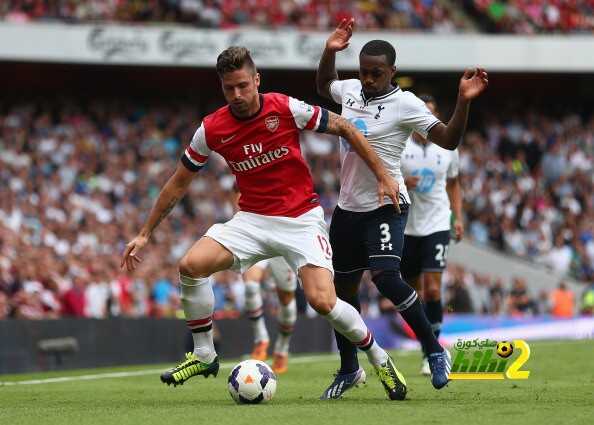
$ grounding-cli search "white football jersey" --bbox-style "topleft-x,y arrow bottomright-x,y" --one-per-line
330,79 -> 441,212
401,138 -> 459,236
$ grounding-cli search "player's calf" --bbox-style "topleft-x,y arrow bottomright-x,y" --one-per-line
372,269 -> 443,356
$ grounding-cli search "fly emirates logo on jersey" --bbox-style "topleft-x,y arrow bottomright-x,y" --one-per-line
228,142 -> 290,173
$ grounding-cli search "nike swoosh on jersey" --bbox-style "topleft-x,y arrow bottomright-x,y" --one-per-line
221,135 -> 236,144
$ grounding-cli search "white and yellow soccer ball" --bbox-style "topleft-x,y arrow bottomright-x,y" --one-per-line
228,359 -> 277,404
496,341 -> 514,358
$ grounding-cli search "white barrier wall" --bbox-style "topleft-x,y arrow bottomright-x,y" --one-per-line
449,240 -> 585,293
1,22 -> 594,71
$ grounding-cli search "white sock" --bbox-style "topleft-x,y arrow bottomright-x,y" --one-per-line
364,340 -> 390,366
324,298 -> 388,367
245,280 -> 269,343
274,298 -> 296,354
180,274 -> 216,363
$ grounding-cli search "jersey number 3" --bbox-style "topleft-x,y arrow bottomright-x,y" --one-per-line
379,223 -> 391,243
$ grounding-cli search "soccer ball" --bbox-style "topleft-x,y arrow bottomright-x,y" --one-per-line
228,359 -> 277,404
496,341 -> 514,358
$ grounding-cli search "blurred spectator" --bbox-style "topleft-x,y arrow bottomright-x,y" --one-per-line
507,277 -> 539,316
151,271 -> 177,318
540,234 -> 573,276
550,281 -> 575,318
488,279 -> 506,315
581,283 -> 594,315
212,270 -> 243,319
445,266 -> 474,313
61,276 -> 87,317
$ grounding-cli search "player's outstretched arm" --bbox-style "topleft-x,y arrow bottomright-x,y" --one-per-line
323,110 -> 401,211
446,176 -> 464,242
429,67 -> 488,150
120,162 -> 195,271
316,18 -> 354,99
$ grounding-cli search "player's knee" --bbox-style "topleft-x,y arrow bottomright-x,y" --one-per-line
179,255 -> 207,278
245,280 -> 260,296
308,294 -> 335,315
371,269 -> 402,290
424,276 -> 442,301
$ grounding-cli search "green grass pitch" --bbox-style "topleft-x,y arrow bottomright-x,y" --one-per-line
1,340 -> 593,425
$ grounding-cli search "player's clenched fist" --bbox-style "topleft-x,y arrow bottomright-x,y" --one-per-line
121,234 -> 148,271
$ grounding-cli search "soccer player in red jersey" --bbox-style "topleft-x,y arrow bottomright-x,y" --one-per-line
121,46 -> 405,399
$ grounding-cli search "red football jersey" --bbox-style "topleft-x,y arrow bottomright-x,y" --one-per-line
182,93 -> 329,217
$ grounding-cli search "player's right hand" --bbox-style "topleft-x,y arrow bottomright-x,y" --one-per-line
325,18 -> 354,52
378,173 -> 401,214
121,234 -> 149,272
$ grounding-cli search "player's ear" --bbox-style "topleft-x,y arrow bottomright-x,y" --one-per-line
254,72 -> 261,89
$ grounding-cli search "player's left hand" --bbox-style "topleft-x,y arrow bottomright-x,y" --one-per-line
378,173 -> 401,213
453,218 -> 465,242
459,67 -> 488,101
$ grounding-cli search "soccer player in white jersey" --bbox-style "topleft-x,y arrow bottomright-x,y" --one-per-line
121,46 -> 406,399
244,257 -> 297,374
316,18 -> 488,399
401,95 -> 464,376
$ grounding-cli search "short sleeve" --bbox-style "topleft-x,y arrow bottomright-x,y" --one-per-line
181,123 -> 210,172
329,79 -> 346,104
447,149 -> 460,178
400,92 -> 441,139
288,97 -> 329,132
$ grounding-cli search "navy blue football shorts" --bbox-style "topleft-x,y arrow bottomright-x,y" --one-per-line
400,230 -> 451,280
329,204 -> 408,274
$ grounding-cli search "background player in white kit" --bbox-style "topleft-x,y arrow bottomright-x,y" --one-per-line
243,257 -> 297,374
316,18 -> 488,399
401,94 -> 464,375
121,46 -> 406,399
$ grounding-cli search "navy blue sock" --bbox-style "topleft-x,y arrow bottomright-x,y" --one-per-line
424,300 -> 443,339
372,270 -> 442,355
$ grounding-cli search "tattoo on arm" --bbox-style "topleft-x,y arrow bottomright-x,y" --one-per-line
150,196 -> 179,233
323,111 -> 353,137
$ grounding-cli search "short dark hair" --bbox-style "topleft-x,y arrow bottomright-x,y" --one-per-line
216,46 -> 256,77
419,94 -> 436,105
360,40 -> 396,66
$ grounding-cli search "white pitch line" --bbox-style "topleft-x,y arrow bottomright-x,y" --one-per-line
0,354 -> 343,386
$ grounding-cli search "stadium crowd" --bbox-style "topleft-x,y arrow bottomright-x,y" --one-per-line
3,0 -> 593,33
0,98 -> 593,320
462,0 -> 594,34
1,0 -> 467,32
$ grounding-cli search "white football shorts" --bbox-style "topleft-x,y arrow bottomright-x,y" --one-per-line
205,206 -> 333,275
